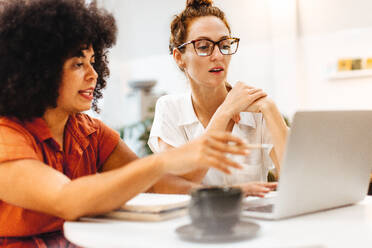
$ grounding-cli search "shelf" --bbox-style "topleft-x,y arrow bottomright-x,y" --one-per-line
328,69 -> 372,80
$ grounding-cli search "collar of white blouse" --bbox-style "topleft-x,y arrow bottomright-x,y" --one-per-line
176,93 -> 257,128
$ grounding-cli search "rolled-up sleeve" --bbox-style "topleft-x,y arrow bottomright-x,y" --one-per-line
0,125 -> 38,164
96,120 -> 120,169
148,96 -> 187,153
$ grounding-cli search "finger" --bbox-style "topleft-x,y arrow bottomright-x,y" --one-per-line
243,190 -> 267,197
256,186 -> 271,193
206,148 -> 243,170
254,182 -> 277,189
245,95 -> 267,110
250,95 -> 268,106
239,183 -> 271,194
249,91 -> 267,101
244,186 -> 270,197
252,193 -> 266,198
208,140 -> 250,155
207,131 -> 245,145
263,182 -> 278,189
246,88 -> 262,95
249,185 -> 270,193
204,157 -> 232,174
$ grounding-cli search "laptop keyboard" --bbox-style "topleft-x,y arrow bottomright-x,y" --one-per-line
244,204 -> 274,213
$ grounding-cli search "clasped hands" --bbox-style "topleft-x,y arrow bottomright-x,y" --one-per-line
222,82 -> 273,123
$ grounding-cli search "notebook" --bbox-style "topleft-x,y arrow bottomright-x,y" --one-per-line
243,110 -> 372,220
103,193 -> 190,221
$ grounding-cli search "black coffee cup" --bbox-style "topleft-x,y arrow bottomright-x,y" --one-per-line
189,187 -> 243,233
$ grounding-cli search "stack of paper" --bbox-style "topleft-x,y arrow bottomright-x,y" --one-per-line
103,193 -> 190,221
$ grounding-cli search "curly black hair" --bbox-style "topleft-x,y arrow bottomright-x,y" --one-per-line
0,0 -> 117,121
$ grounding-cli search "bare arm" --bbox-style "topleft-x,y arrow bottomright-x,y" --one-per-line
159,138 -> 209,183
0,132 -> 247,220
151,138 -> 202,194
257,98 -> 288,174
206,83 -> 267,132
155,138 -> 279,196
100,140 -> 198,194
100,139 -> 138,172
0,144 -> 164,221
211,82 -> 288,174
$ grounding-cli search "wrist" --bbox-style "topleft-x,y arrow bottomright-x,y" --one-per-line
207,107 -> 233,131
259,98 -> 275,114
215,104 -> 234,119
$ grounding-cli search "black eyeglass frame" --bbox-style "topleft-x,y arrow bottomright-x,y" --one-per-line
177,37 -> 240,56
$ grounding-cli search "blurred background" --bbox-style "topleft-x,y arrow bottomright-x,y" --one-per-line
88,0 -> 372,155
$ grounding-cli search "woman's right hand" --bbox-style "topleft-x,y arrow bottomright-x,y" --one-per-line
159,131 -> 249,175
220,82 -> 267,118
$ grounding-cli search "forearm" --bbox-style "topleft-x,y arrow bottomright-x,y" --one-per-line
260,100 -> 289,171
206,106 -> 234,132
181,111 -> 233,182
57,154 -> 165,220
180,167 -> 211,184
151,174 -> 199,194
158,138 -> 210,185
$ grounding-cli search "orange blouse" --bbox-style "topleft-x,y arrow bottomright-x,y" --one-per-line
0,113 -> 119,237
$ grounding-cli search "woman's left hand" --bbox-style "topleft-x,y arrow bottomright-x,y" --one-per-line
236,182 -> 277,197
245,96 -> 274,113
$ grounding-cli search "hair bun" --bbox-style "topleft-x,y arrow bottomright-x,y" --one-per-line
186,0 -> 213,8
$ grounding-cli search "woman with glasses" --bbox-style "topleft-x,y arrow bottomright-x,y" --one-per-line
148,0 -> 288,196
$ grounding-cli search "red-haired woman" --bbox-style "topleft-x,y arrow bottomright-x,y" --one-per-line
149,0 -> 288,196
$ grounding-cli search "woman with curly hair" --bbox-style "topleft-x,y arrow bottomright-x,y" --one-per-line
0,0 -> 249,244
149,0 -> 288,195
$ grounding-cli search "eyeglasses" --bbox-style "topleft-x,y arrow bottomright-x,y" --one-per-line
177,37 -> 240,57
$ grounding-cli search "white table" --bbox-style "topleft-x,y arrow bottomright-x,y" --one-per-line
64,196 -> 372,248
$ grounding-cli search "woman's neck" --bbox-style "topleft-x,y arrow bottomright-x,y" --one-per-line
42,108 -> 70,148
190,81 -> 228,127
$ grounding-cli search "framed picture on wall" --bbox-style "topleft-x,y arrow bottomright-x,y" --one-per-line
338,59 -> 352,71
351,58 -> 362,70
366,58 -> 372,69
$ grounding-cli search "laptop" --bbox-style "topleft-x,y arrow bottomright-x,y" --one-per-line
243,110 -> 372,220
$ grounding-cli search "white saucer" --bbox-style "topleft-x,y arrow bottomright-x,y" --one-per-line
175,220 -> 260,243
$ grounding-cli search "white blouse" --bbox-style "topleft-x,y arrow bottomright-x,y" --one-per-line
148,93 -> 274,186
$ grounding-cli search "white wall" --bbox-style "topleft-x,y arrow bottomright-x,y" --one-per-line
298,0 -> 372,111
97,0 -> 372,129
301,28 -> 372,111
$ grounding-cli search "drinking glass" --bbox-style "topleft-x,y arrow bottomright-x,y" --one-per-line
223,144 -> 272,186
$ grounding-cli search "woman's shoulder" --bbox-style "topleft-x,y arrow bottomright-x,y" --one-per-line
0,117 -> 37,145
156,93 -> 190,107
0,116 -> 21,126
154,93 -> 192,124
0,116 -> 30,134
